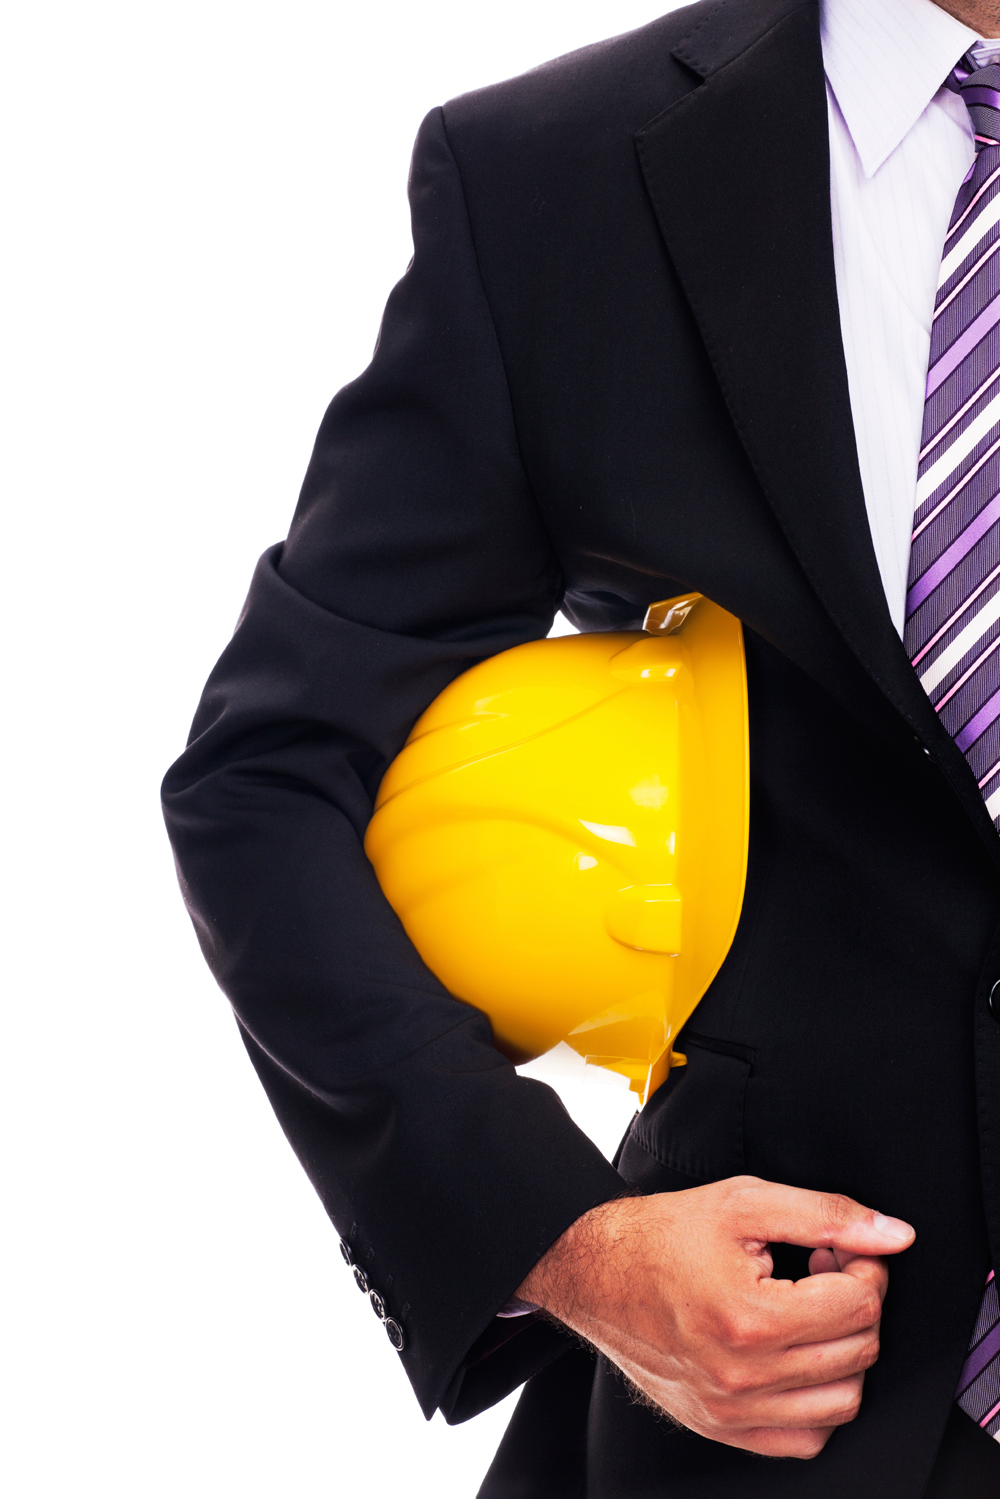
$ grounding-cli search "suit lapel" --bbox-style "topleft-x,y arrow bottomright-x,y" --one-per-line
636,0 -> 1000,861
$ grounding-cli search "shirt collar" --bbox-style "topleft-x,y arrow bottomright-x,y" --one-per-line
821,0 -> 978,177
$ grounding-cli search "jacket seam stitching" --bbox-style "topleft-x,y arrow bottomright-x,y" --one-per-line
627,1126 -> 713,1182
656,0 -> 815,123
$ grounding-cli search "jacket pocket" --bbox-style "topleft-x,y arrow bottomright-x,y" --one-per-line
617,1034 -> 753,1194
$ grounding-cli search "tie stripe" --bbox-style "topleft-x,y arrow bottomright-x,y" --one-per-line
919,368 -> 1000,462
935,201 -> 1000,297
912,558 -> 1000,666
926,298 -> 1000,397
909,493 -> 1000,612
920,587 -> 1000,692
907,57 -> 1000,1441
917,391 -> 1000,503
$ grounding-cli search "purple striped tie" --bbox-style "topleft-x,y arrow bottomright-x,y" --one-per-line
905,54 -> 1000,1439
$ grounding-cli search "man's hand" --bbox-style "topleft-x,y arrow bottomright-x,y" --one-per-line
516,1176 -> 915,1459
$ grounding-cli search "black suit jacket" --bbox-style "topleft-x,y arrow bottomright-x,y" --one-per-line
162,0 -> 1000,1493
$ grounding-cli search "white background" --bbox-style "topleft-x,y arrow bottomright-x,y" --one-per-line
2,3 -> 685,1494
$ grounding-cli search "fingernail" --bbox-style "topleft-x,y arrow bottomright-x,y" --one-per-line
873,1213 -> 913,1243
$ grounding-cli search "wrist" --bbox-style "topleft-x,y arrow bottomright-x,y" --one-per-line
515,1193 -> 639,1324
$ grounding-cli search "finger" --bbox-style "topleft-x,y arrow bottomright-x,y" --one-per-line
706,1372 -> 866,1435
809,1247 -> 838,1275
752,1263 -> 886,1346
672,1407 -> 835,1459
728,1180 -> 914,1258
686,1374 -> 864,1456
745,1372 -> 866,1431
700,1323 -> 878,1403
760,1326 -> 880,1393
809,1246 -> 864,1274
839,1254 -> 889,1298
722,1425 -> 835,1460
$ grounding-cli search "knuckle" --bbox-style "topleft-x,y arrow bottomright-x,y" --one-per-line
818,1193 -> 854,1234
713,1363 -> 756,1398
826,1373 -> 865,1426
713,1306 -> 764,1352
855,1290 -> 883,1327
860,1333 -> 881,1369
735,1175 -> 766,1197
832,1396 -> 863,1426
723,1176 -> 766,1215
710,1307 -> 743,1347
724,1317 -> 752,1351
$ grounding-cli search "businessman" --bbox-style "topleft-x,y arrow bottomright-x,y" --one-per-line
163,0 -> 1000,1492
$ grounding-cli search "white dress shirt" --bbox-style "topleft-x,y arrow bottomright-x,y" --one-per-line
820,0 -> 1000,635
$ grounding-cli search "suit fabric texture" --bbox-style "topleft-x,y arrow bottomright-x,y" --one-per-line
162,0 -> 1000,1492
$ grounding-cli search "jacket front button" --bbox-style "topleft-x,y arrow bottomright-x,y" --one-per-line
990,980 -> 1000,1021
353,1266 -> 369,1294
384,1318 -> 405,1351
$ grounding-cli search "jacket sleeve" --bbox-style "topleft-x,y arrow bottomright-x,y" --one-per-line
161,105 -> 625,1421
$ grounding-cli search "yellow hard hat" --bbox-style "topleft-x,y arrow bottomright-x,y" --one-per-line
364,594 -> 748,1104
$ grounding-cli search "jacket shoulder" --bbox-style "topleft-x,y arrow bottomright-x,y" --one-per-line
441,3 -> 711,148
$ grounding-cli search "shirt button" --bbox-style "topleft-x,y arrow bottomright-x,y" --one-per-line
369,1290 -> 386,1320
384,1318 -> 405,1351
353,1266 -> 370,1295
990,979 -> 1000,1021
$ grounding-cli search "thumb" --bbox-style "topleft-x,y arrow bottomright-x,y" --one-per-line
731,1180 -> 915,1258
